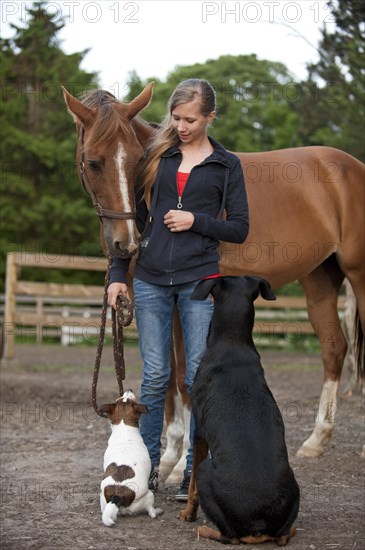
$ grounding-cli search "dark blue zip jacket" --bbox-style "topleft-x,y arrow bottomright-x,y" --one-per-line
110,137 -> 249,286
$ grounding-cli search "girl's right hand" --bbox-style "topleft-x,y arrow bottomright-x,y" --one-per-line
107,282 -> 129,310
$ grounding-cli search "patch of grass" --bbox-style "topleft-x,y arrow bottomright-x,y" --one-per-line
20,361 -> 141,374
16,331 -> 320,353
255,334 -> 321,354
14,333 -> 139,346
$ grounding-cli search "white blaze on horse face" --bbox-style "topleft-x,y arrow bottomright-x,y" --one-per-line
114,142 -> 136,247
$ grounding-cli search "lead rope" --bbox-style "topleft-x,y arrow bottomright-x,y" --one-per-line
91,257 -> 134,418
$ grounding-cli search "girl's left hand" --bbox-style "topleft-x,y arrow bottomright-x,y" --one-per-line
164,210 -> 195,232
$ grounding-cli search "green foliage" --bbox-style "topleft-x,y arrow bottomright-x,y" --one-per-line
0,1 -> 103,290
126,3 -> 364,161
294,0 -> 365,160
125,54 -> 302,152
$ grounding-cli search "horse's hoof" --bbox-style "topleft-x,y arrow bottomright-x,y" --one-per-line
164,470 -> 184,486
296,444 -> 323,458
158,462 -> 177,482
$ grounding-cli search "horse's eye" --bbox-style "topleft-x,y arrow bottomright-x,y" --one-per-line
88,160 -> 101,172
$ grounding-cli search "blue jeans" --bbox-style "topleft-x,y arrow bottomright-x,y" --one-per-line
133,277 -> 213,473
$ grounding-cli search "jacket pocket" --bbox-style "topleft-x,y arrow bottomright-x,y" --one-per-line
173,233 -> 205,266
138,221 -> 152,257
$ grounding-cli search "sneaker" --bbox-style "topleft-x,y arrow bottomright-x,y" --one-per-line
148,465 -> 159,492
175,471 -> 191,501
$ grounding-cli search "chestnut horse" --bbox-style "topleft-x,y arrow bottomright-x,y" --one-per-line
63,83 -> 365,482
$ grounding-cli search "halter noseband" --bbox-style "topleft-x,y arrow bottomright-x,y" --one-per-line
79,126 -> 136,222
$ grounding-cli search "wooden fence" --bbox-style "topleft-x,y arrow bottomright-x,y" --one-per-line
3,252 -> 113,359
2,252 -> 346,360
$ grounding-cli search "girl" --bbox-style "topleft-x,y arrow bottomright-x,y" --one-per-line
108,78 -> 249,500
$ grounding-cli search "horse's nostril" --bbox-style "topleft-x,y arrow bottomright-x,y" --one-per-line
113,241 -> 138,257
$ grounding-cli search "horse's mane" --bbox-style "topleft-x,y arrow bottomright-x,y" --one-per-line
79,89 -> 130,150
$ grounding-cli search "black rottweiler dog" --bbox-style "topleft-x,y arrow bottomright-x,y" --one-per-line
180,276 -> 300,546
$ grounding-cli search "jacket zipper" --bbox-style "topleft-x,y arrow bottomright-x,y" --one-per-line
168,233 -> 176,285
176,169 -> 193,210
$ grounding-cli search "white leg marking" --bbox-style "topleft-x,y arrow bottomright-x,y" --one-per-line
297,380 -> 339,458
160,394 -> 186,482
165,403 -> 190,486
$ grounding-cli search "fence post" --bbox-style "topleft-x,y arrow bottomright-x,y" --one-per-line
3,253 -> 17,360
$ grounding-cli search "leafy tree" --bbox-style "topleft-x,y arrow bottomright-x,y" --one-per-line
0,1 -> 103,290
295,0 -> 365,161
124,54 -> 302,153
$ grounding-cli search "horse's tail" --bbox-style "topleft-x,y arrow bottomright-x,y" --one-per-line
354,308 -> 364,381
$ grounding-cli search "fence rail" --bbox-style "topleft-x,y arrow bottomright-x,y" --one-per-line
2,252 -> 346,360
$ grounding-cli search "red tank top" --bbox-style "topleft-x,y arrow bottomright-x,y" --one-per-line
177,171 -> 189,197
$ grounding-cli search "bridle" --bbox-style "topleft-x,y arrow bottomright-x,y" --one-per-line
75,110 -> 136,419
78,125 -> 136,222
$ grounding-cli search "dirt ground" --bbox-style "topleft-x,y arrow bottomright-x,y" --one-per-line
0,343 -> 364,550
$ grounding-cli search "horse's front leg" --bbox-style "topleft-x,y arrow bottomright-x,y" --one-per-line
159,352 -> 185,481
160,307 -> 189,482
297,266 -> 347,458
297,375 -> 341,457
164,403 -> 190,485
179,436 -> 209,522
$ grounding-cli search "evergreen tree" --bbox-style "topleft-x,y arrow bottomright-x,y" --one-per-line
0,1 -> 102,289
296,0 -> 365,160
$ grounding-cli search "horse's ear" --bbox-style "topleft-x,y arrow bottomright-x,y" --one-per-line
61,86 -> 94,126
126,82 -> 155,120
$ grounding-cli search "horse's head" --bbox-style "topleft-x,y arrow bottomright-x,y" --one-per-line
62,83 -> 154,258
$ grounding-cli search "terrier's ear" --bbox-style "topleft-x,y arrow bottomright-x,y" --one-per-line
133,403 -> 149,415
98,403 -> 116,419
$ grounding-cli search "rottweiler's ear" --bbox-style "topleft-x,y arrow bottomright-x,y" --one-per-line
256,277 -> 276,301
190,278 -> 218,300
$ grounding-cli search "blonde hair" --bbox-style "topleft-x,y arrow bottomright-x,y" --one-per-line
140,79 -> 216,206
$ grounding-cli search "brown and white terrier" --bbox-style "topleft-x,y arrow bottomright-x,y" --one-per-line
99,390 -> 163,526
